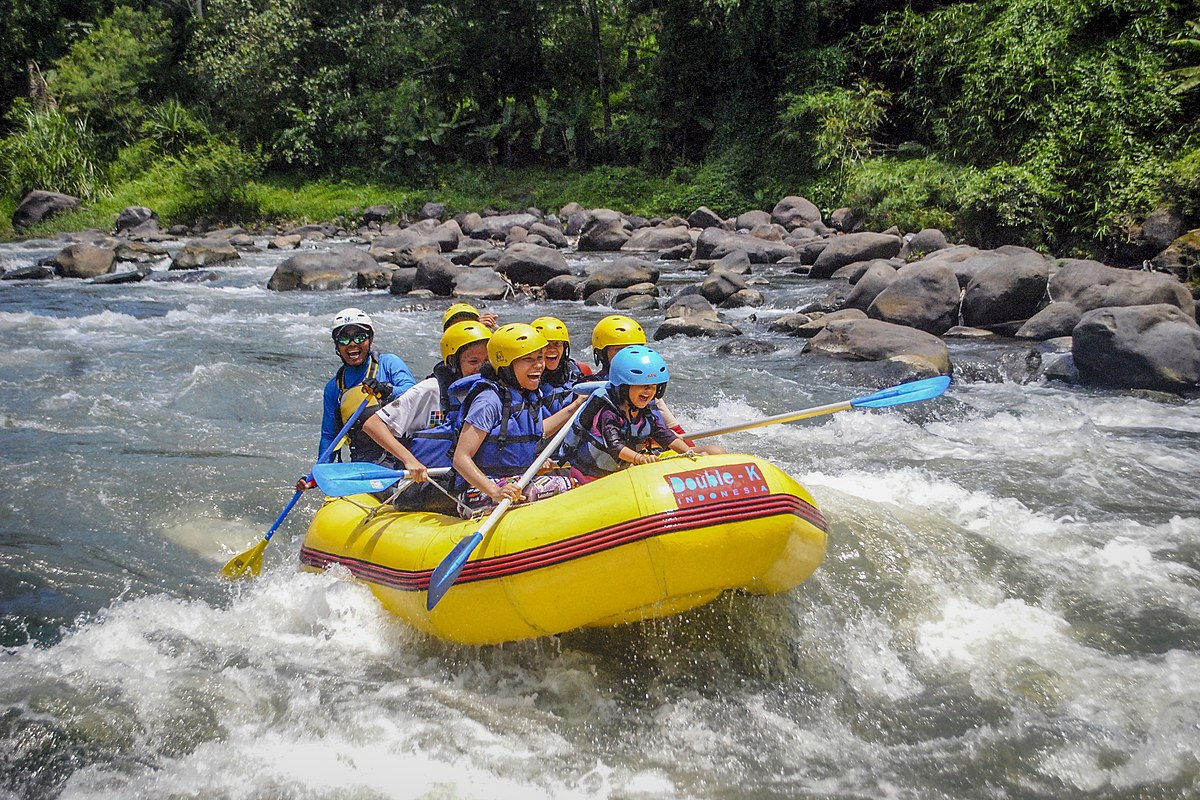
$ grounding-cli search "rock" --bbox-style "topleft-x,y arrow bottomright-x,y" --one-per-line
795,239 -> 831,266
144,269 -> 218,283
356,263 -> 394,290
1015,302 -> 1084,340
658,242 -> 694,260
808,317 -> 952,377
620,225 -> 692,253
843,261 -> 899,312
12,191 -> 81,230
544,274 -> 586,301
2,265 -> 55,280
363,204 -> 393,223
655,317 -> 742,339
581,256 -> 659,295
700,269 -> 749,304
267,246 -> 375,290
368,231 -> 442,266
772,308 -> 867,338
749,223 -> 784,242
1151,229 -> 1200,282
413,253 -> 465,296
1072,304 -> 1200,392
115,206 -> 157,235
450,242 -> 497,265
664,293 -> 720,321
428,220 -> 463,252
91,265 -> 151,285
54,243 -> 115,278
720,288 -> 765,308
467,250 -> 503,269
711,249 -> 752,275
717,338 -> 779,356
529,222 -> 568,248
388,267 -> 418,295
830,207 -> 865,233
452,266 -> 511,300
1049,259 -> 1194,316
832,257 -> 900,283
960,253 -> 1050,328
770,196 -> 822,229
418,202 -> 445,221
809,232 -> 903,279
735,210 -> 771,230
900,228 -> 950,260
578,210 -> 631,251
470,213 -> 541,241
693,228 -> 796,263
687,206 -> 725,229
113,241 -> 169,263
614,294 -> 659,312
494,242 -> 571,286
943,326 -> 996,338
867,261 -> 962,335
170,238 -> 240,270
269,234 -> 302,250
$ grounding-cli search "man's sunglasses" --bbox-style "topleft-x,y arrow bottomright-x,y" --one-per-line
336,333 -> 370,346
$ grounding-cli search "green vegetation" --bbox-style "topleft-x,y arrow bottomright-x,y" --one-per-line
0,0 -> 1197,255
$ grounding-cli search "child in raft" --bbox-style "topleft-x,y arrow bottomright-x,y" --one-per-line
531,316 -> 593,413
451,322 -> 585,516
561,345 -> 696,482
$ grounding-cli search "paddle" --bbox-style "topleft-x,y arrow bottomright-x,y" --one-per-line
311,462 -> 452,497
687,375 -> 952,441
221,396 -> 373,579
425,387 -> 599,610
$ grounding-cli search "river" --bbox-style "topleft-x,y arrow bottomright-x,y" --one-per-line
1,235 -> 1197,799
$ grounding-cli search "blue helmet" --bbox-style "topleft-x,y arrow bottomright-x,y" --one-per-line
608,345 -> 670,388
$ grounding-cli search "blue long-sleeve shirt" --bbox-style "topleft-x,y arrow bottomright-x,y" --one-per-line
318,352 -> 416,458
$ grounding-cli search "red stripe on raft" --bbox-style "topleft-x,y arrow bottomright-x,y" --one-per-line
299,493 -> 826,593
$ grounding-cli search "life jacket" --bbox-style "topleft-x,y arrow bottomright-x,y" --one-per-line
560,387 -> 659,477
452,374 -> 547,483
335,354 -> 387,463
540,360 -> 591,413
404,372 -> 476,469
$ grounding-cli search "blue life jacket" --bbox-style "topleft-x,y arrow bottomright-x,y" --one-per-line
561,387 -> 661,477
452,374 -> 547,483
335,355 -> 388,464
404,373 -> 477,469
539,360 -> 590,414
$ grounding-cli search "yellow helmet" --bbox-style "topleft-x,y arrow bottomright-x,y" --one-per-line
591,314 -> 646,350
531,316 -> 570,344
487,323 -> 548,368
442,302 -> 481,330
440,320 -> 492,365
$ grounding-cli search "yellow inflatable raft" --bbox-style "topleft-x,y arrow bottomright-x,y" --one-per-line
300,453 -> 827,644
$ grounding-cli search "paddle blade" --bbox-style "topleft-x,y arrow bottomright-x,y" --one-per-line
427,531 -> 483,610
221,538 -> 267,580
311,462 -> 404,497
851,375 -> 951,409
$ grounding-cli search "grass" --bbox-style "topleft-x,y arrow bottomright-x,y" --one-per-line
0,163 -> 689,241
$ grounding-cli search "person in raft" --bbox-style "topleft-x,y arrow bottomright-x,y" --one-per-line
442,302 -> 499,331
359,321 -> 492,513
530,316 -> 592,413
561,345 -> 696,482
451,322 -> 586,516
296,308 -> 418,492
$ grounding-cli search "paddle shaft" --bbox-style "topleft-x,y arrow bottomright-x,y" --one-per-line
687,400 -> 852,440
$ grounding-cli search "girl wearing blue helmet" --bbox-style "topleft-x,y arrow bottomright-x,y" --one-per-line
561,345 -> 695,480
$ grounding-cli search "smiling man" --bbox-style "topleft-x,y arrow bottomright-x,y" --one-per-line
300,308 -> 417,489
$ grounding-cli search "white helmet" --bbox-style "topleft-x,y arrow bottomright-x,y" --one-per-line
331,307 -> 373,339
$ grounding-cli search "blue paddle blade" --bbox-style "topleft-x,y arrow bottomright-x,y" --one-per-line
851,375 -> 951,409
311,462 -> 405,496
427,531 -> 483,610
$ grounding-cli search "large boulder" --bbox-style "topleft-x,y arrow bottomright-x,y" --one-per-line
960,253 -> 1050,328
693,228 -> 796,263
170,238 -> 240,270
808,317 -> 952,377
12,191 -> 81,231
578,210 -> 631,251
771,308 -> 868,338
368,230 -> 442,266
1150,229 -> 1200,282
809,232 -> 903,279
543,274 -> 586,300
1072,304 -> 1200,392
581,257 -> 659,296
735,210 -> 771,230
1015,302 -> 1084,341
53,243 -> 115,278
468,213 -> 541,240
493,242 -> 571,286
266,246 -> 375,291
867,261 -> 962,335
770,196 -> 822,229
843,261 -> 899,312
1049,259 -> 1194,317
413,253 -> 466,296
620,225 -> 692,253
654,295 -> 741,339
452,267 -> 511,300
115,206 -> 158,236
900,228 -> 950,260
699,269 -> 750,304
687,206 -> 725,229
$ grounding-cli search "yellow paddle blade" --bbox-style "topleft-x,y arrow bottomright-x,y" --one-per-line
221,538 -> 267,580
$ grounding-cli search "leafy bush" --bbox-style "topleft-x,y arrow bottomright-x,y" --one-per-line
1160,147 -> 1200,217
141,100 -> 211,157
0,100 -> 107,200
839,156 -> 972,235
174,140 -> 265,220
778,80 -> 891,171
959,163 -> 1060,250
